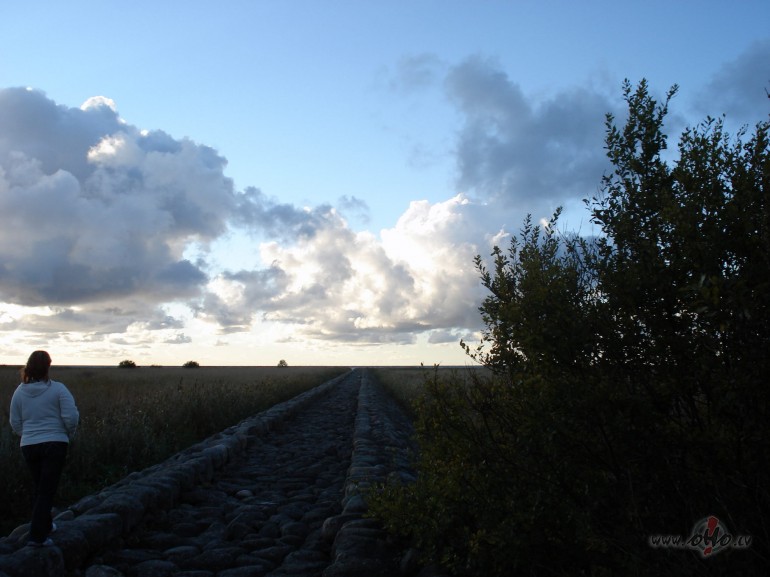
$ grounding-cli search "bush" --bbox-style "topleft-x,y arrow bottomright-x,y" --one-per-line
118,359 -> 137,368
183,360 -> 200,368
369,80 -> 770,575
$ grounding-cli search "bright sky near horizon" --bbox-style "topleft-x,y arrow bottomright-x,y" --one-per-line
0,1 -> 768,367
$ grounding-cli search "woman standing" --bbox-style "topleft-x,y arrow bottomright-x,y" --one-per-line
9,351 -> 79,547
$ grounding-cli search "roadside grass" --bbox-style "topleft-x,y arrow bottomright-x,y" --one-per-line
370,365 -> 489,418
0,365 -> 347,537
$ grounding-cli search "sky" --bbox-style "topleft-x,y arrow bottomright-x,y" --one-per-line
0,1 -> 768,367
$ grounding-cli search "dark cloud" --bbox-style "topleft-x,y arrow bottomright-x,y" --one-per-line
234,187 -> 337,240
337,195 -> 370,224
301,323 -> 424,345
446,56 -> 612,215
0,88 -> 123,181
3,302 -> 181,336
140,315 -> 186,331
193,264 -> 288,331
427,329 -> 465,345
153,260 -> 208,294
164,333 -> 192,344
696,39 -> 770,124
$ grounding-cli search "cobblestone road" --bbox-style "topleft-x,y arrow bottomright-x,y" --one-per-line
0,369 -> 424,577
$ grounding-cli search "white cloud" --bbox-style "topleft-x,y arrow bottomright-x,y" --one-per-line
80,95 -> 118,112
86,133 -> 139,165
202,194 -> 491,344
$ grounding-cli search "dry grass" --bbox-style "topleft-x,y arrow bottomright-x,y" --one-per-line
0,365 -> 347,536
369,367 -> 430,417
371,365 -> 489,418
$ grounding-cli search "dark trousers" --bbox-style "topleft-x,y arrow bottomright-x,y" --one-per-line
21,441 -> 68,543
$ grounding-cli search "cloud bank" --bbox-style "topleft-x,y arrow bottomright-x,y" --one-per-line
1,45 -> 766,358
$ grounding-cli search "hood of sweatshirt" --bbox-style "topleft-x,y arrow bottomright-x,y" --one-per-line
19,380 -> 52,398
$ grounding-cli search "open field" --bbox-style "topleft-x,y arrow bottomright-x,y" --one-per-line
0,365 -> 347,536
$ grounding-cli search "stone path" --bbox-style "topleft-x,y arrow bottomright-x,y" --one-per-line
0,369 -> 429,577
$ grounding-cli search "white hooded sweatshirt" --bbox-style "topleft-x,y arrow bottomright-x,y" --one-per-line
9,380 -> 79,446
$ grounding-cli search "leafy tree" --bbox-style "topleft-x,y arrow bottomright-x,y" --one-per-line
587,81 -> 770,565
370,80 -> 770,576
278,359 -> 288,367
183,360 -> 200,368
117,359 -> 137,368
461,208 -> 596,382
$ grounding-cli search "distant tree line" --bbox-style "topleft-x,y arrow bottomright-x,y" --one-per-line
117,360 -> 200,368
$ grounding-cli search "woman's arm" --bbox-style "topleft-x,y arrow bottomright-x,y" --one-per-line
58,385 -> 80,437
9,389 -> 23,436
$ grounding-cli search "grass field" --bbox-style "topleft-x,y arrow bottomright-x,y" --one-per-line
371,365 -> 490,418
0,365 -> 347,537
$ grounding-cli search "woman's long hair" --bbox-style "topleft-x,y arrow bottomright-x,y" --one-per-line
21,350 -> 51,383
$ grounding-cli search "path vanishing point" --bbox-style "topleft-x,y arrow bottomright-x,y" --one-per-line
0,369 -> 444,577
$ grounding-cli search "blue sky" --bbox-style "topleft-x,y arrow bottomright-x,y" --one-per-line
0,1 -> 768,366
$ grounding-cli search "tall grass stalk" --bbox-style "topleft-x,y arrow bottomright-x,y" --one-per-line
1,365 -> 346,536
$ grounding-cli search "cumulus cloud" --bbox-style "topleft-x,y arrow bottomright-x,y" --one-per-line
0,88 -> 238,313
201,195 -> 494,344
0,87 -> 322,343
0,67 -> 612,350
